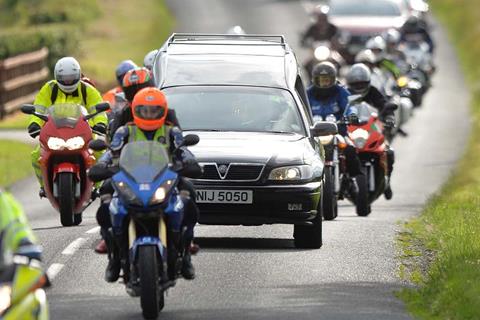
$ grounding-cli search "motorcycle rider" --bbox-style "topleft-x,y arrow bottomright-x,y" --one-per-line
306,62 -> 363,179
96,67 -> 183,254
400,15 -> 434,53
383,29 -> 408,67
0,189 -> 38,258
366,36 -> 401,79
27,57 -> 108,198
91,87 -> 200,282
345,63 -> 395,199
102,60 -> 137,108
300,5 -> 339,47
143,50 -> 158,72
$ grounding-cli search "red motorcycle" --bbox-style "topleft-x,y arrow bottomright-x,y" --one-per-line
22,102 -> 109,226
346,102 -> 389,216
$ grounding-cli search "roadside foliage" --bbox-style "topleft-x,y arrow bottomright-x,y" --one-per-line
400,0 -> 480,318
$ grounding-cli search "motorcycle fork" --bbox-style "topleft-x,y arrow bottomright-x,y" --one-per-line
366,162 -> 375,192
333,145 -> 341,194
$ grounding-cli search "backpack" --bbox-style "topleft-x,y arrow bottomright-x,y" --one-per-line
50,81 -> 88,106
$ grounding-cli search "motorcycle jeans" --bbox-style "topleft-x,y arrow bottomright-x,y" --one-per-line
177,178 -> 199,244
386,147 -> 395,177
344,145 -> 363,177
31,145 -> 103,188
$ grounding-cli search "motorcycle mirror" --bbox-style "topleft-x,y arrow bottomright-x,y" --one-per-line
95,102 -> 110,113
88,165 -> 114,182
88,139 -> 108,151
311,121 -> 338,137
182,134 -> 200,147
21,104 -> 36,115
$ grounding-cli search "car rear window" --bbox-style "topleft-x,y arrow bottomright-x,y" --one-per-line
329,0 -> 402,16
163,86 -> 306,135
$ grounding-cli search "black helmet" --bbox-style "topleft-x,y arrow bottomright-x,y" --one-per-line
312,61 -> 337,89
404,15 -> 420,30
346,63 -> 371,96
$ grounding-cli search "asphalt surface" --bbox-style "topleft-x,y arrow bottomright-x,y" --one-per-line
4,1 -> 471,319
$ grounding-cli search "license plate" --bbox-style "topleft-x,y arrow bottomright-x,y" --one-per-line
196,190 -> 253,204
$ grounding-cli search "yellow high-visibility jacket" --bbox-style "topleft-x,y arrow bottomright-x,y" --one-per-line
29,80 -> 107,127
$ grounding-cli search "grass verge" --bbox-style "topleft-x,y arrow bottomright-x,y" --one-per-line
80,0 -> 174,90
0,140 -> 33,187
0,113 -> 29,129
398,1 -> 480,319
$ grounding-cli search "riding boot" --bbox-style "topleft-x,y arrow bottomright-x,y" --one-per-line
104,229 -> 121,283
181,245 -> 195,280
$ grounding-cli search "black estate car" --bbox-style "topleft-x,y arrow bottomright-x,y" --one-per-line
154,34 -> 336,248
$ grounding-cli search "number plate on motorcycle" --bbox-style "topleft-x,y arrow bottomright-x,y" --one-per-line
196,190 -> 253,204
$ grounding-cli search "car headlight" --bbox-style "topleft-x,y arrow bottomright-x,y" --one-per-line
65,136 -> 85,150
268,165 -> 313,181
47,137 -> 66,150
115,181 -> 141,205
0,284 -> 11,315
350,128 -> 369,149
149,180 -> 175,204
319,135 -> 334,145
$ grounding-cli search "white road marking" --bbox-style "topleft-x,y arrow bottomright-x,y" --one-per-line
46,263 -> 64,280
85,226 -> 100,234
62,237 -> 88,255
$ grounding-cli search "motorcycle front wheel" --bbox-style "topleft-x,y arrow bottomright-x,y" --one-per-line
58,172 -> 75,226
355,173 -> 371,217
139,245 -> 163,319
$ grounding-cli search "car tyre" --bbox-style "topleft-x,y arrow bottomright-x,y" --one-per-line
322,166 -> 338,221
293,195 -> 323,249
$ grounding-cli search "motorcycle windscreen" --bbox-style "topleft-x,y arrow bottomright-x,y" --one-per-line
48,103 -> 88,128
119,141 -> 169,184
349,102 -> 376,124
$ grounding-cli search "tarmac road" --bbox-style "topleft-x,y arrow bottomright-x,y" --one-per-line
5,1 -> 470,319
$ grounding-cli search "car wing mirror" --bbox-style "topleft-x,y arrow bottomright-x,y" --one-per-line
182,134 -> 200,147
311,121 -> 338,137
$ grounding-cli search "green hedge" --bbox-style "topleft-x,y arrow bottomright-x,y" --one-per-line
0,24 -> 80,71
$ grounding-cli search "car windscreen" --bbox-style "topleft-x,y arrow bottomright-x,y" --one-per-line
48,103 -> 87,128
329,0 -> 401,16
119,141 -> 170,184
163,86 -> 306,135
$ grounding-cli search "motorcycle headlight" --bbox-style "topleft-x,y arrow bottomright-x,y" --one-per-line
47,137 -> 66,150
350,128 -> 369,149
149,180 -> 175,204
115,181 -> 141,205
319,135 -> 334,145
65,136 -> 85,150
0,284 -> 12,315
268,165 -> 313,181
314,46 -> 331,61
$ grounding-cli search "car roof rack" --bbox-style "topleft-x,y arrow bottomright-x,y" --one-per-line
167,33 -> 287,47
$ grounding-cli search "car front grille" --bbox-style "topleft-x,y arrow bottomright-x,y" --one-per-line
199,163 -> 265,181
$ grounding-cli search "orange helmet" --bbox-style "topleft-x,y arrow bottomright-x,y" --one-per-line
131,87 -> 168,131
122,67 -> 154,102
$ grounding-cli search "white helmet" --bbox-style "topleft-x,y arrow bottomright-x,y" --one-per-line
366,36 -> 386,51
354,49 -> 376,65
143,49 -> 158,71
384,28 -> 401,46
54,57 -> 81,93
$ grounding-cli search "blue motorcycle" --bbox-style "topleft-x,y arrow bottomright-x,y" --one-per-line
90,136 -> 199,319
